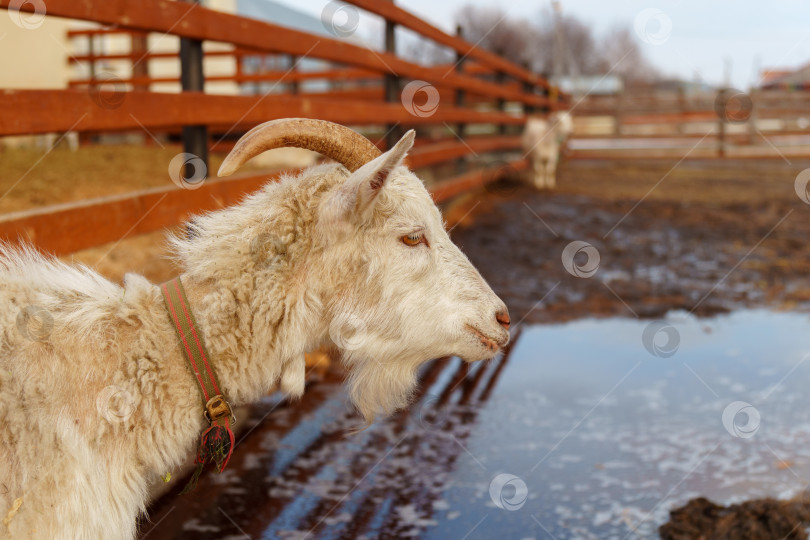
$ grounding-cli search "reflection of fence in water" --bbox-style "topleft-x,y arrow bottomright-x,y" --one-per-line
143,336 -> 519,539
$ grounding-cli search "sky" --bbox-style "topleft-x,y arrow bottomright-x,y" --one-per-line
275,0 -> 810,89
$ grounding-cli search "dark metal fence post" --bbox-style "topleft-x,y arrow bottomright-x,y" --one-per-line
522,61 -> 535,117
288,54 -> 299,95
495,69 -> 507,136
748,88 -> 758,145
455,25 -> 467,140
87,33 -> 96,81
543,78 -> 554,115
454,25 -> 468,174
677,85 -> 686,134
180,0 -> 208,179
717,88 -> 727,158
131,34 -> 149,91
383,2 -> 400,150
84,33 -> 98,146
614,89 -> 624,136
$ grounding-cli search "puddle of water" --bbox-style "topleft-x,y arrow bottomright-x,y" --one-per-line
442,309 -> 810,539
143,309 -> 810,540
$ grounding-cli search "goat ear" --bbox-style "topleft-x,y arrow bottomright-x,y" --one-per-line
349,129 -> 414,216
319,130 -> 414,233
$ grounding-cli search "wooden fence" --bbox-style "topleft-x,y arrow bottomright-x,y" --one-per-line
569,86 -> 810,160
0,0 -> 564,256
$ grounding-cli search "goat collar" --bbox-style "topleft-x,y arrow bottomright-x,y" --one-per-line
160,276 -> 235,493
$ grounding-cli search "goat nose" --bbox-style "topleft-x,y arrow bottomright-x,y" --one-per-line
495,309 -> 510,330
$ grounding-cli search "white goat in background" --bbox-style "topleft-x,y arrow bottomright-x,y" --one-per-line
0,118 -> 510,539
521,111 -> 573,190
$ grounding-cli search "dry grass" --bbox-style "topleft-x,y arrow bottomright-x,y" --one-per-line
0,144 -> 235,214
0,143 -> 298,282
557,157 -> 809,205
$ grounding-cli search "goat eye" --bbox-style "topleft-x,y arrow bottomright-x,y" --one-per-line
401,232 -> 424,247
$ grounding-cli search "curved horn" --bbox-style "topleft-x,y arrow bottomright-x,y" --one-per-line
218,118 -> 382,177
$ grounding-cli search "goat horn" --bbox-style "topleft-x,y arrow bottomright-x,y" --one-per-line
218,118 -> 382,177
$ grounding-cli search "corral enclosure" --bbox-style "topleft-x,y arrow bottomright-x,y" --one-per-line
2,0 -> 810,539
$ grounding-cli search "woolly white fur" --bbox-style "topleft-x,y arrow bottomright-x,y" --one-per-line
0,132 -> 508,539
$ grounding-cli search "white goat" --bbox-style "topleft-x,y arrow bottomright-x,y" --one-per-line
521,111 -> 573,190
0,118 -> 510,539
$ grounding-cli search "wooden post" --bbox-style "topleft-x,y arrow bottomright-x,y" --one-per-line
180,0 -> 208,178
383,3 -> 400,150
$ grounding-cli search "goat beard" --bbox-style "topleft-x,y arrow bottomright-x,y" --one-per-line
342,350 -> 421,426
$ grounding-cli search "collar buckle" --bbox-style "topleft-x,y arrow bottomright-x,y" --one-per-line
204,394 -> 236,425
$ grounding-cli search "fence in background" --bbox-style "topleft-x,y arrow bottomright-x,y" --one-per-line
0,0 -> 565,256
570,86 -> 810,160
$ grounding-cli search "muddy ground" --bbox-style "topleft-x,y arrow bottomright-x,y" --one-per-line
451,157 -> 810,325
659,496 -> 810,540
451,157 -> 810,539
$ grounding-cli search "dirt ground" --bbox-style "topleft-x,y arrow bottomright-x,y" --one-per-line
451,156 -> 810,324
659,496 -> 810,540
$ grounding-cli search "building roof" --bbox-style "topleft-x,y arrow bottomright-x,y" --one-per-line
760,62 -> 810,89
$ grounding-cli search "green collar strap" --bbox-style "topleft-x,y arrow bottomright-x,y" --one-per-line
160,276 -> 235,493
